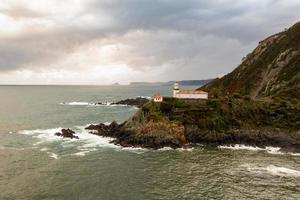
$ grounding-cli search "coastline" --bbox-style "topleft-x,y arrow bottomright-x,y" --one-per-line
80,97 -> 300,153
54,96 -> 300,153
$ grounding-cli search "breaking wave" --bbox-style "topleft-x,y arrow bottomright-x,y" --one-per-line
218,144 -> 299,156
59,101 -> 131,107
17,124 -> 154,157
136,96 -> 152,100
242,164 -> 300,177
60,102 -> 91,106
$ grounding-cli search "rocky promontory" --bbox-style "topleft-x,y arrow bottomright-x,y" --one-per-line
83,96 -> 300,152
113,97 -> 150,108
96,97 -> 150,108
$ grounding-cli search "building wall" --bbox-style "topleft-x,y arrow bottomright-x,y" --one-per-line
173,89 -> 179,97
154,97 -> 163,102
174,93 -> 208,99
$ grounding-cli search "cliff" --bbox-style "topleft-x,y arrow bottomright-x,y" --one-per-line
202,21 -> 300,101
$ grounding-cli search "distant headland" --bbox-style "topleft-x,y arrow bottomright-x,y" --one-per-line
130,79 -> 213,86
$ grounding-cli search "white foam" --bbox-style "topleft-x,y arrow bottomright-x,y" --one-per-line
136,96 -> 152,100
265,147 -> 284,155
72,151 -> 90,156
18,125 -> 122,157
177,147 -> 195,152
158,147 -> 174,151
119,147 -> 148,154
219,144 -> 264,151
60,102 -> 91,106
290,153 -> 300,156
48,152 -> 59,159
19,128 -> 62,137
60,101 -> 135,108
243,164 -> 300,177
218,144 -> 299,156
40,147 -> 49,152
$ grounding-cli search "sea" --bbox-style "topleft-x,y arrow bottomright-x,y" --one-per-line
0,85 -> 299,200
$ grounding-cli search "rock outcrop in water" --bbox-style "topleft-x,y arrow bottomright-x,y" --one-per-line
113,97 -> 150,108
96,97 -> 150,108
55,128 -> 79,139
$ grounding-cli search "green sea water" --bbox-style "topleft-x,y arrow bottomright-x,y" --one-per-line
0,85 -> 299,200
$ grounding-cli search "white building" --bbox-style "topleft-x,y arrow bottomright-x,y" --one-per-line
153,94 -> 163,102
173,82 -> 208,99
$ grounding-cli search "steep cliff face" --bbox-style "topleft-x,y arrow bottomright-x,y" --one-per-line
203,22 -> 300,100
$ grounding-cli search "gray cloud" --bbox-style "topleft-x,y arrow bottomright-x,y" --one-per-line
0,0 -> 300,83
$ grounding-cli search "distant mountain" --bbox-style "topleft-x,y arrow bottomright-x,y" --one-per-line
130,79 -> 213,86
163,79 -> 213,86
202,21 -> 300,100
130,82 -> 164,86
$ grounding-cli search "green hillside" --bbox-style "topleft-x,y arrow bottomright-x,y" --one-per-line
202,21 -> 300,101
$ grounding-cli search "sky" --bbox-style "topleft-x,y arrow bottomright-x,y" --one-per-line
0,0 -> 300,85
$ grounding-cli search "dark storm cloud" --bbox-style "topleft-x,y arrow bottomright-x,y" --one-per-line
0,0 -> 300,82
85,0 -> 288,42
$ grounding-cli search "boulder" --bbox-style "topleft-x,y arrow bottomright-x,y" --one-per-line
54,128 -> 79,139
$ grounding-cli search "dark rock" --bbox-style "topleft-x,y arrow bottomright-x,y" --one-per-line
113,97 -> 150,108
54,128 -> 79,139
54,132 -> 62,136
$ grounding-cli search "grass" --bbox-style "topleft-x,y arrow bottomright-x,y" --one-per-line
142,96 -> 300,132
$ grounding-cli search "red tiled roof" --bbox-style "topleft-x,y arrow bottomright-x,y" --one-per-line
176,90 -> 207,94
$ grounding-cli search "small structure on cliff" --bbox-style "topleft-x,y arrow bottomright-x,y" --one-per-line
173,82 -> 208,99
153,93 -> 163,102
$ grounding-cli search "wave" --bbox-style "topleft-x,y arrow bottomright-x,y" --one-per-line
218,144 -> 299,156
136,96 -> 152,100
59,101 -> 132,107
48,152 -> 59,159
219,144 -> 264,151
18,125 -> 152,157
60,102 -> 91,106
242,164 -> 300,177
118,147 -> 149,154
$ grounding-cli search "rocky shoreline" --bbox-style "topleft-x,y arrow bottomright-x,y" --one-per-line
54,102 -> 300,153
54,94 -> 300,153
55,121 -> 300,153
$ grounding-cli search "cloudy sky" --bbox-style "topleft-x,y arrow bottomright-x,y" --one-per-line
0,0 -> 299,85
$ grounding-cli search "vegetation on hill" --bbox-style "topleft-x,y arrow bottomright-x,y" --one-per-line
99,96 -> 300,150
202,22 -> 300,101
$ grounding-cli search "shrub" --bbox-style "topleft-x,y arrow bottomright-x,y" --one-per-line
233,93 -> 242,98
243,95 -> 251,101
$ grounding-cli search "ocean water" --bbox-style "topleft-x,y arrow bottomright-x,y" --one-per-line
0,85 -> 299,200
